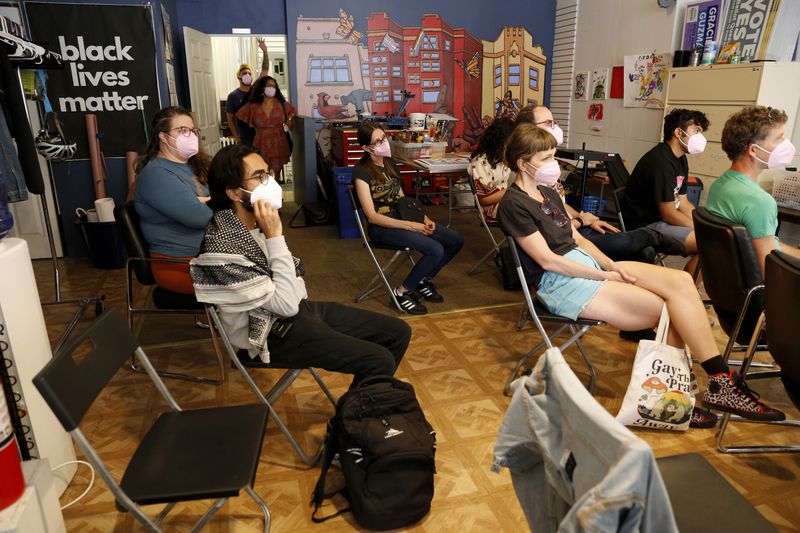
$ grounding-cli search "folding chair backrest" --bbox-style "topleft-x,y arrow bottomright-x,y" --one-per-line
765,251 -> 800,403
612,187 -> 627,232
33,308 -> 139,431
507,237 -> 553,349
116,200 -> 156,285
693,207 -> 763,341
605,154 -> 631,190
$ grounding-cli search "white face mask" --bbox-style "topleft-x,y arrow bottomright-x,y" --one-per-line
240,178 -> 282,210
679,129 -> 707,154
753,139 -> 796,169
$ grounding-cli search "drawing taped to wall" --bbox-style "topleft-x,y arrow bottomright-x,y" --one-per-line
624,51 -> 670,109
294,8 -> 548,150
591,68 -> 609,100
573,71 -> 588,100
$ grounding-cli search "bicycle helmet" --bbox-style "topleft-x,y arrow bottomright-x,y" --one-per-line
36,112 -> 77,162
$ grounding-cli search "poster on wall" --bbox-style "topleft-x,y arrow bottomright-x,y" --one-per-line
27,3 -> 161,159
623,51 -> 670,108
591,68 -> 609,100
290,6 -> 551,152
573,71 -> 589,100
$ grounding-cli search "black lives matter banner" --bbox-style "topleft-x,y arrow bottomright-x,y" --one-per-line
27,3 -> 161,159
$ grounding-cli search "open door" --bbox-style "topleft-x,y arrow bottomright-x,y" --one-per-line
183,27 -> 220,155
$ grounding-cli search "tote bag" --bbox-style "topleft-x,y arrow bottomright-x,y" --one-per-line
616,305 -> 697,431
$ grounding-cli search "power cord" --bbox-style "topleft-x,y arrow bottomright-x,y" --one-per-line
52,460 -> 95,510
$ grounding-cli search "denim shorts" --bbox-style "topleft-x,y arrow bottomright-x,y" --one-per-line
536,248 -> 605,320
645,221 -> 692,244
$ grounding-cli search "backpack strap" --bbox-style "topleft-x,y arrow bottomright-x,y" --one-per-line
310,419 -> 351,523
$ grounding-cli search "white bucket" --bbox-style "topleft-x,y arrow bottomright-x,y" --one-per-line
410,113 -> 426,131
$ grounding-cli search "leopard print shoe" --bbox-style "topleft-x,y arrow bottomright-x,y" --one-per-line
702,371 -> 785,421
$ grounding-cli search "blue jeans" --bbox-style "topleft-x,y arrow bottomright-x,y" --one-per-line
368,223 -> 464,290
0,110 -> 27,203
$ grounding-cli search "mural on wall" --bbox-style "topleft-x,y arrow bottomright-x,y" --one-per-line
624,51 -> 670,109
294,9 -> 547,150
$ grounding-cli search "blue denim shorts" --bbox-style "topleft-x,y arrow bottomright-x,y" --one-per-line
536,248 -> 605,320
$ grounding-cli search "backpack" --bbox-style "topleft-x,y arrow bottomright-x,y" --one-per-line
310,376 -> 436,530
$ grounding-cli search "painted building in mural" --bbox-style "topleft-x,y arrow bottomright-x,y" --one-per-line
482,27 -> 547,119
295,15 -> 370,119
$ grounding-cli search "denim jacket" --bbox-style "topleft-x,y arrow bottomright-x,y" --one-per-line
0,109 -> 27,203
493,348 -> 678,532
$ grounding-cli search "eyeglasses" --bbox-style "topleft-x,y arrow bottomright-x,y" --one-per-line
244,169 -> 275,185
541,195 -> 569,227
170,126 -> 201,137
370,136 -> 388,147
534,119 -> 558,128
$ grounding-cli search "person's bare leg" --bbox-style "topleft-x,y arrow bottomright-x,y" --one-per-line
613,261 -> 718,361
682,231 -> 700,276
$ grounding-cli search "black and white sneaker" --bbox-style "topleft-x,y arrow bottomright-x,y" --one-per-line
394,289 -> 427,315
416,278 -> 444,303
702,371 -> 785,421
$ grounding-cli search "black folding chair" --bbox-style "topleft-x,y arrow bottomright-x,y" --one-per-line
116,201 -> 225,385
206,304 -> 336,465
716,251 -> 800,454
347,186 -> 416,312
504,237 -> 603,395
465,174 -> 507,275
33,308 -> 271,531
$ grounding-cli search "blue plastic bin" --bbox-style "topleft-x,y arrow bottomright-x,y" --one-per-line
580,195 -> 607,217
334,167 -> 360,239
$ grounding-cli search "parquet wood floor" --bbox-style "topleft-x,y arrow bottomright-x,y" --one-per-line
28,204 -> 799,532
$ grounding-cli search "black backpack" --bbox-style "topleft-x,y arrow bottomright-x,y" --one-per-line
311,376 -> 436,530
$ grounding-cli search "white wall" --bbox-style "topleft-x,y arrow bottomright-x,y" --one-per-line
568,0 -> 688,167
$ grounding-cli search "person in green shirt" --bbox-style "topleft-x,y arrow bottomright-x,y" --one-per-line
706,105 -> 799,276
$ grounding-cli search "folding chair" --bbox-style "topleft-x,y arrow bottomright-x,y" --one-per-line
116,201 -> 225,385
716,251 -> 800,454
206,304 -> 336,466
504,237 -> 603,395
347,186 -> 416,312
32,308 -> 271,532
693,207 -> 773,372
465,174 -> 507,275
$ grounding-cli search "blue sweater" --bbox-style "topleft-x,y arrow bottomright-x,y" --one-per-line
134,157 -> 212,257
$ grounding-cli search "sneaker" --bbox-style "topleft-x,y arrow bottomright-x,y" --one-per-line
619,328 -> 656,342
642,227 -> 687,256
394,290 -> 427,315
689,407 -> 718,429
416,278 -> 444,303
231,348 -> 270,369
702,371 -> 786,421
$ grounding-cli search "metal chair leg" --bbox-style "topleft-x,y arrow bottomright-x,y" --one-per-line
154,502 -> 176,526
245,485 -> 272,533
189,498 -> 226,533
467,236 -> 507,276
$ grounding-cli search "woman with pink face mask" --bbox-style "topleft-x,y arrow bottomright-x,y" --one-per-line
134,106 -> 212,294
353,124 -> 464,315
497,124 -> 784,425
236,75 -> 295,184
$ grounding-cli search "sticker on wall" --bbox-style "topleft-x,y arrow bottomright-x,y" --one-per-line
573,71 -> 589,100
588,103 -> 603,121
591,68 -> 609,100
624,51 -> 671,108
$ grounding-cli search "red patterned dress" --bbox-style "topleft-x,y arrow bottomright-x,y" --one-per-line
236,99 -> 296,172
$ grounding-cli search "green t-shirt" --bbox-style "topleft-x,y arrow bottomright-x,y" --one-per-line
706,169 -> 781,248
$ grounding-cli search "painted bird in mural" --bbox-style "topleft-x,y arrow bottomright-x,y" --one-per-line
316,92 -> 350,119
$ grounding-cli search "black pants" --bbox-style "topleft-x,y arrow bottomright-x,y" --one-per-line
581,227 -> 656,263
267,300 -> 411,385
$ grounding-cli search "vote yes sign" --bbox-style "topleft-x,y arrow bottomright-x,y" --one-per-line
27,3 -> 161,159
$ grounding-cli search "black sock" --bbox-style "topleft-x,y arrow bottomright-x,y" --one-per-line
701,355 -> 729,376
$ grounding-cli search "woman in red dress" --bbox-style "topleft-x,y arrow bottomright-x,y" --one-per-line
236,76 -> 296,183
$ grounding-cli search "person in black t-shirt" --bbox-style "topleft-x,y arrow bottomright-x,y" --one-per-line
497,123 -> 783,426
622,108 -> 709,272
353,123 -> 463,315
225,38 -> 271,146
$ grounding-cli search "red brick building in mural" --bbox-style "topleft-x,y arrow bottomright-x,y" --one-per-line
366,13 -> 481,138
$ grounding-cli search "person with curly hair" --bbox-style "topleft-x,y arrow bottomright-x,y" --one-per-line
706,105 -> 800,275
134,106 -> 212,294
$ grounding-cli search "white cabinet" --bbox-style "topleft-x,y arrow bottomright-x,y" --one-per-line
664,63 -> 800,201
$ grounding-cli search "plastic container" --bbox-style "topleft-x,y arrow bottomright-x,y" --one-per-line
333,167 -> 360,239
580,195 -> 607,217
0,389 -> 24,511
77,220 -> 127,269
686,176 -> 704,207
773,174 -> 800,210
389,140 -> 447,160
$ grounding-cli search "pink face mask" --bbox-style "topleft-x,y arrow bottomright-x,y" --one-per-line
526,160 -> 561,185
170,131 -> 199,159
264,86 -> 277,98
753,139 -> 796,169
371,139 -> 391,158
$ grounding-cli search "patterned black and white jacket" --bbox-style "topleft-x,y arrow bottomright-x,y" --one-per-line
190,209 -> 306,363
